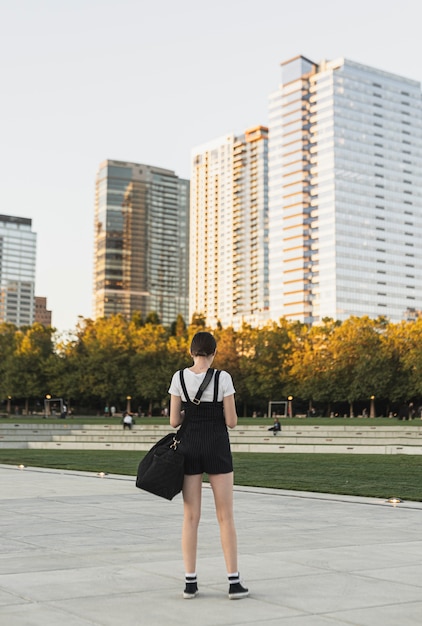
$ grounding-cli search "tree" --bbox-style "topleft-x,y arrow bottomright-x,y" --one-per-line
0,323 -> 18,412
57,315 -> 134,410
131,322 -> 173,413
380,321 -> 411,407
3,324 -> 55,414
145,311 -> 161,325
287,318 -> 340,415
326,317 -> 392,416
236,320 -> 294,414
171,314 -> 187,337
190,312 -> 206,328
394,318 -> 422,400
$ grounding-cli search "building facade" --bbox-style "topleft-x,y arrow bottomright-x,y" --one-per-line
0,214 -> 37,326
93,160 -> 189,326
190,126 -> 269,329
34,296 -> 52,326
269,56 -> 422,324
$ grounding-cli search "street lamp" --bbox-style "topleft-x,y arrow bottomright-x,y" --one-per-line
287,395 -> 293,418
45,394 -> 51,417
7,396 -> 11,415
370,395 -> 375,418
126,396 -> 132,413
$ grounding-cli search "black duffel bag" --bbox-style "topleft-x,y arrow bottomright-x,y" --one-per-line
136,432 -> 185,501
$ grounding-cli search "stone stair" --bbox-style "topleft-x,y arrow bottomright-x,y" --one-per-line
1,422 -> 422,454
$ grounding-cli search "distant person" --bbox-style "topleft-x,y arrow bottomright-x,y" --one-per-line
408,403 -> 415,420
268,418 -> 281,435
60,404 -> 67,419
122,413 -> 133,430
110,405 -> 116,417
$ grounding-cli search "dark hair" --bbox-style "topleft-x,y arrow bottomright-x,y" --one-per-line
190,331 -> 216,357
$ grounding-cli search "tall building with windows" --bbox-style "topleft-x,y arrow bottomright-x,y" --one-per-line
34,296 -> 52,326
190,126 -> 269,328
269,56 -> 422,324
0,214 -> 37,326
93,160 -> 189,326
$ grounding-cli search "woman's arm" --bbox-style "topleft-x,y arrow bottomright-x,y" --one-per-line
170,395 -> 184,428
223,394 -> 238,429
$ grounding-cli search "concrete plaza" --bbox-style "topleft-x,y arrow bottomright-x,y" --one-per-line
0,463 -> 421,625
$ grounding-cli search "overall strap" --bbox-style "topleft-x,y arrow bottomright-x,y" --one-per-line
194,368 -> 215,404
179,368 -> 216,404
213,370 -> 221,402
179,370 -> 190,403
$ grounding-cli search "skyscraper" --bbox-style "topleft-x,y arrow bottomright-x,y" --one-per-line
190,126 -> 269,328
269,56 -> 422,324
0,214 -> 37,326
93,160 -> 189,326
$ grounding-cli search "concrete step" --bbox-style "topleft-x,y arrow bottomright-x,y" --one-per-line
2,430 -> 422,445
2,425 -> 422,437
2,422 -> 422,454
36,434 -> 422,444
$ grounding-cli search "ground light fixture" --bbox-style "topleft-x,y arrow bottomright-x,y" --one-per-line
97,472 -> 108,478
18,464 -> 25,469
386,497 -> 403,507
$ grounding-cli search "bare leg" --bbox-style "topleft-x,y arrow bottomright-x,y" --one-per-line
209,472 -> 238,573
182,474 -> 203,573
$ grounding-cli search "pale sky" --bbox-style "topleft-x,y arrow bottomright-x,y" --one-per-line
1,0 -> 421,333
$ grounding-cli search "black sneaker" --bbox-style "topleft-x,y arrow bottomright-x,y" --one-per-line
183,582 -> 198,599
228,581 -> 249,600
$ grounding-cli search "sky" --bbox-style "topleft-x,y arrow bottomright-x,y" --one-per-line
1,0 -> 421,333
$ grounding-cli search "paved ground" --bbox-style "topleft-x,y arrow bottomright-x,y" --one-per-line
0,464 -> 422,626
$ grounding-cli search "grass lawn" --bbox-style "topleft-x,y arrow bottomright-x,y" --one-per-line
1,448 -> 421,501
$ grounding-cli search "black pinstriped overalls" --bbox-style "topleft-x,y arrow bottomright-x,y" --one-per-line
179,370 -> 233,476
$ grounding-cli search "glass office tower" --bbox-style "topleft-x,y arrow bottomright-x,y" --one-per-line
269,56 -> 422,324
190,126 -> 269,328
0,214 -> 37,326
93,160 -> 189,326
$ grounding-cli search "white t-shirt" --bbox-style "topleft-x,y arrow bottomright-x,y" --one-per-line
168,369 -> 235,403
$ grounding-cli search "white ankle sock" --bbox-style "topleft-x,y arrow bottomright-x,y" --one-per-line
228,572 -> 240,583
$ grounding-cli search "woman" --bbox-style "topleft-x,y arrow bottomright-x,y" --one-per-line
169,331 -> 249,600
